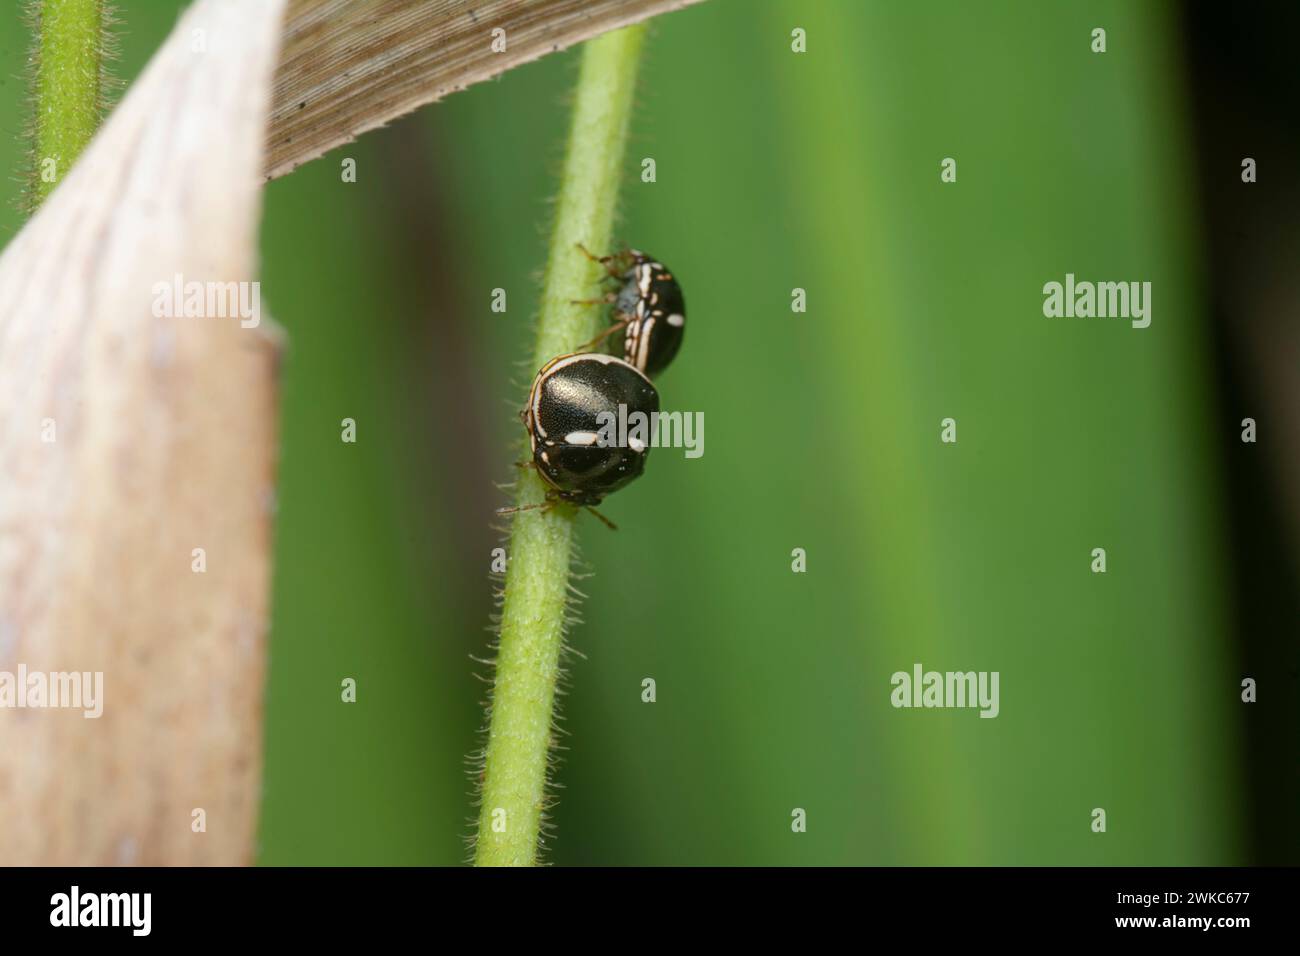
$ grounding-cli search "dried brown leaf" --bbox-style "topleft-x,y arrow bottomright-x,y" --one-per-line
0,0 -> 285,864
268,0 -> 706,179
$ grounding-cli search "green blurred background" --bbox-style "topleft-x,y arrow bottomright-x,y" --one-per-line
2,0 -> 1294,865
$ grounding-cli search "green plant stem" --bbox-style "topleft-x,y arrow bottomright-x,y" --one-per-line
475,23 -> 646,867
26,0 -> 110,211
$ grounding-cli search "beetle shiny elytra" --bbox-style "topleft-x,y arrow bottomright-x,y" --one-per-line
498,352 -> 660,527
577,246 -> 685,378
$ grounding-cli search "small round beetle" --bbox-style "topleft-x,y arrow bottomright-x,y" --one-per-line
500,352 -> 660,527
576,246 -> 685,379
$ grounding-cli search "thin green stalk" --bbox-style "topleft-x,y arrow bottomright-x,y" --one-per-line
475,24 -> 647,867
24,0 -> 115,213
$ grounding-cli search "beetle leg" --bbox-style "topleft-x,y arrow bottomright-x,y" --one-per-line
583,506 -> 619,531
495,500 -> 553,518
569,293 -> 618,306
576,318 -> 630,352
575,243 -> 630,278
575,242 -> 612,265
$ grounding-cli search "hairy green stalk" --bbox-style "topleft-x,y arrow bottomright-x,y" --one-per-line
24,0 -> 116,213
475,24 -> 647,867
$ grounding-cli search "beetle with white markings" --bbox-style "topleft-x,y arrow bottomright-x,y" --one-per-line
498,351 -> 660,529
576,245 -> 686,378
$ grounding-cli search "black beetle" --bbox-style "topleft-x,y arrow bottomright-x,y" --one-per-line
577,246 -> 685,379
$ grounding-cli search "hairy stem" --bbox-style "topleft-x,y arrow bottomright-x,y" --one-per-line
475,23 -> 646,867
25,0 -> 113,212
